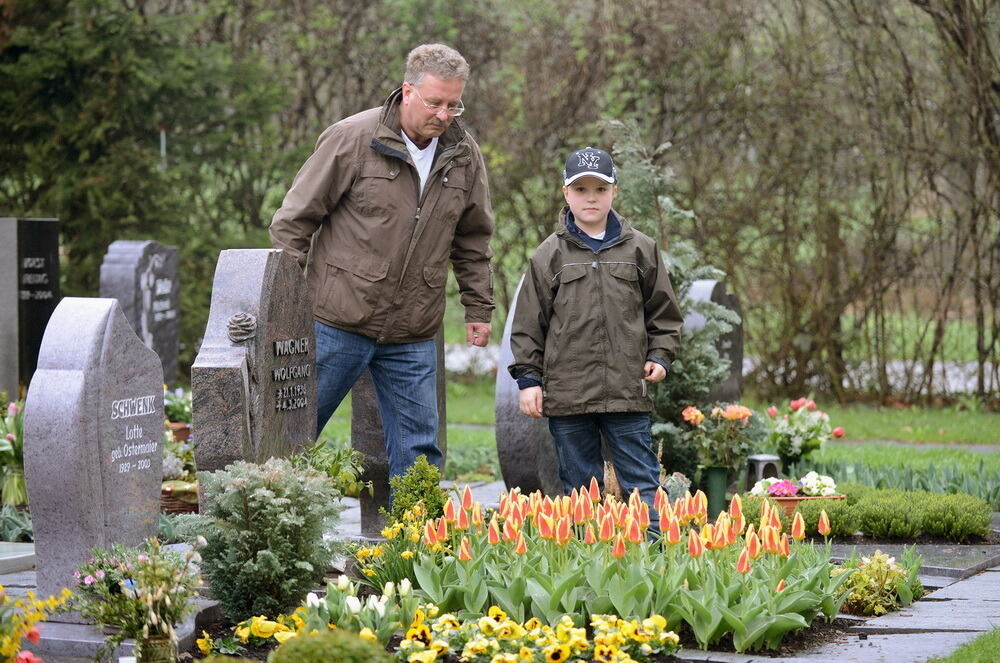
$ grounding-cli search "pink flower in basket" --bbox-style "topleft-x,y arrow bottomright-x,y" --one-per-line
766,480 -> 799,497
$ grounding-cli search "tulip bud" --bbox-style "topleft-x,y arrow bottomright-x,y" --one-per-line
766,406 -> 778,418
736,547 -> 751,574
791,512 -> 806,541
399,578 -> 412,597
306,592 -> 320,607
817,510 -> 832,536
337,575 -> 351,591
832,426 -> 845,438
345,596 -> 362,614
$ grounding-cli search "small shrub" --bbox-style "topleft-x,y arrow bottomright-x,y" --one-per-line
920,493 -> 992,542
837,549 -> 920,616
268,630 -> 393,663
386,455 -> 448,525
196,457 -> 343,621
854,491 -> 925,539
838,481 -> 876,504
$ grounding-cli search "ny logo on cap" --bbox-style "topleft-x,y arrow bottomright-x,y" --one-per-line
578,151 -> 601,170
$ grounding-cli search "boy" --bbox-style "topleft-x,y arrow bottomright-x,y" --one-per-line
508,146 -> 683,523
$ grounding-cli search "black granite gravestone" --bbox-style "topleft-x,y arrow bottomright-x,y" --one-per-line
0,218 -> 60,398
100,240 -> 181,385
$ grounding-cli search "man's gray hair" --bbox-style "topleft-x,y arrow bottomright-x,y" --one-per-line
404,43 -> 470,85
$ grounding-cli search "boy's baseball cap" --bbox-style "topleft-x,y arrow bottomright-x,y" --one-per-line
563,146 -> 617,186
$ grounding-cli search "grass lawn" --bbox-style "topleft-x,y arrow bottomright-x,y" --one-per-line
815,443 -> 1000,473
926,628 -> 1000,663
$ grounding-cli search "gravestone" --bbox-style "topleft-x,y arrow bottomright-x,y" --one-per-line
23,297 -> 163,603
495,275 -> 562,495
191,249 -> 315,471
495,275 -> 743,494
684,279 -> 743,402
0,218 -> 61,399
351,331 -> 448,537
100,240 -> 181,385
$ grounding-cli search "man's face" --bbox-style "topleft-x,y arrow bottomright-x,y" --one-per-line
400,74 -> 465,147
562,176 -> 618,227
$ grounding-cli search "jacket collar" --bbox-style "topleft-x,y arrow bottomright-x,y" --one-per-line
371,87 -> 468,162
556,206 -> 632,251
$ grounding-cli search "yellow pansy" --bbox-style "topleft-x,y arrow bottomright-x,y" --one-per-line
543,643 -> 571,662
358,627 -> 377,642
408,651 -> 437,663
273,631 -> 298,644
249,617 -> 283,639
196,631 -> 213,655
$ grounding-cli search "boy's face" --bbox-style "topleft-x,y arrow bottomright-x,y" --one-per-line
562,176 -> 618,226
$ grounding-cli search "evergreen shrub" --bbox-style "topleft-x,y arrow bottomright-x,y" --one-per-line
385,455 -> 448,525
268,629 -> 393,663
196,457 -> 343,620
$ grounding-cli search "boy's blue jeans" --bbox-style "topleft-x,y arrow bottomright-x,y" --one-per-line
314,322 -> 441,479
548,412 -> 662,532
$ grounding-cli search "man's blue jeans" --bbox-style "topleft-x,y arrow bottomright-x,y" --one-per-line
314,322 -> 441,478
548,412 -> 661,532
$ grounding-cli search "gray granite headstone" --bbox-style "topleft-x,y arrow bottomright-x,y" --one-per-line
23,297 -> 163,604
684,279 -> 743,402
191,249 -> 316,471
100,240 -> 181,385
0,218 -> 61,399
351,330 -> 448,537
495,275 -> 562,495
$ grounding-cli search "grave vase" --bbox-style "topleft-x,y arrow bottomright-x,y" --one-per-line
704,466 -> 729,519
136,634 -> 176,663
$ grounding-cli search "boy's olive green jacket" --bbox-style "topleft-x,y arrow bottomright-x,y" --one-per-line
508,210 -> 683,417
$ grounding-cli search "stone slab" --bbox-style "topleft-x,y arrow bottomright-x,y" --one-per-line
24,298 -> 163,602
795,631 -> 984,662
192,249 -> 315,472
924,568 -> 1000,600
100,240 -> 180,385
853,597 -> 1000,633
830,542 -> 1000,579
0,541 -> 34,574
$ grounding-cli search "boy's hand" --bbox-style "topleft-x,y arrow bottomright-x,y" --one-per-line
643,361 -> 667,383
519,386 -> 543,418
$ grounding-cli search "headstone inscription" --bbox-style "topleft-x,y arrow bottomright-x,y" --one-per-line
100,240 -> 181,385
351,330 -> 448,537
495,275 -> 744,494
23,298 -> 163,603
0,217 -> 60,399
191,249 -> 315,471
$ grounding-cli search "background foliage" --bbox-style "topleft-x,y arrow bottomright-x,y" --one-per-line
2,0 -> 998,403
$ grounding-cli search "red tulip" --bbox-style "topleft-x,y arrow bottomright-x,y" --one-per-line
776,579 -> 787,593
461,485 -> 474,511
789,398 -> 807,411
443,499 -> 457,523
588,476 -> 601,501
666,517 -> 682,545
736,547 -> 751,574
746,532 -> 762,559
611,534 -> 627,558
688,530 -> 705,558
767,406 -> 778,418
456,506 -> 470,530
832,426 -> 845,438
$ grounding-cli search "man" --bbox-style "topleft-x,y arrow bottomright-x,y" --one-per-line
269,43 -> 494,481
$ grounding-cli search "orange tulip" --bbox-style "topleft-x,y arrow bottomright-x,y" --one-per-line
502,518 -> 519,542
745,522 -> 756,540
556,516 -> 572,545
625,516 -> 643,544
538,514 -> 555,540
776,579 -> 787,593
456,506 -> 470,531
611,534 -> 627,558
588,476 -> 601,501
598,514 -> 615,541
818,510 -> 831,536
514,531 -> 528,555
711,523 -> 728,550
654,486 -> 669,513
736,547 -> 751,574
659,507 -> 671,533
471,503 -> 484,529
573,496 -> 587,524
461,485 -> 474,511
746,531 -> 762,559
665,517 -> 682,545
635,503 -> 651,531
443,499 -> 457,523
791,512 -> 805,541
487,517 -> 501,545
688,529 -> 705,558
768,505 -> 782,531
458,536 -> 472,562
779,533 -> 791,557
729,493 -> 743,519
628,488 -> 642,510
436,517 -> 448,542
584,524 -> 597,545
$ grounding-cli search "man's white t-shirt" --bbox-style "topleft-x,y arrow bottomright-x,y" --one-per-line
401,132 -> 438,195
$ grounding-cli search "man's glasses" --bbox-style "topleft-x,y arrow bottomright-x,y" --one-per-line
410,85 -> 465,117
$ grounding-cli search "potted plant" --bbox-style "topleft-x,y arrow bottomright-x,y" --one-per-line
68,537 -> 203,662
764,397 -> 844,468
0,401 -> 27,506
749,471 -> 846,516
163,387 -> 192,442
679,403 -> 755,517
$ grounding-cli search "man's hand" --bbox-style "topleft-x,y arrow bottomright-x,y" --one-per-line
644,361 -> 667,383
519,386 -> 543,418
466,322 -> 491,347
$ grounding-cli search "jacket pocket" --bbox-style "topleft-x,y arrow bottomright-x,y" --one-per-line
407,264 -> 448,338
321,253 -> 390,327
351,160 -> 400,217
